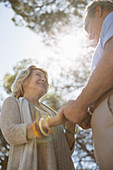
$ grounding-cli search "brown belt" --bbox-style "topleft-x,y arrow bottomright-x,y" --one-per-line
77,87 -> 113,129
88,87 -> 113,115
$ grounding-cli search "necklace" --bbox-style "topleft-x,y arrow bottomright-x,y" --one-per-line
35,102 -> 52,122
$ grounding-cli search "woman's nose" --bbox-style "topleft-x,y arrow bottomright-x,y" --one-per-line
41,77 -> 46,82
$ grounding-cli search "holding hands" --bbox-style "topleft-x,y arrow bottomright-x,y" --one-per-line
27,98 -> 91,141
45,98 -> 91,129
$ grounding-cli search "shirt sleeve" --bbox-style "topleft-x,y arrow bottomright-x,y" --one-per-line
102,12 -> 113,48
1,96 -> 29,145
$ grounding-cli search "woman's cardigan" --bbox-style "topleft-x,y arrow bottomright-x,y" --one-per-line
1,96 -> 75,170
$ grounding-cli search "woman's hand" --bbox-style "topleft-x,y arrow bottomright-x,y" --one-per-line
26,121 -> 42,140
42,107 -> 68,129
26,123 -> 36,140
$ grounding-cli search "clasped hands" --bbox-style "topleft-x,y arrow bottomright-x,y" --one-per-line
43,99 -> 90,130
27,99 -> 90,140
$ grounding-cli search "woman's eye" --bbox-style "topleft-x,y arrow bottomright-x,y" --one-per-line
35,73 -> 40,76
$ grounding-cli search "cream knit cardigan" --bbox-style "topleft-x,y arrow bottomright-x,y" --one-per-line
1,96 -> 75,170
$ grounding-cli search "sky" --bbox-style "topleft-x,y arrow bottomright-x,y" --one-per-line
0,3 -> 52,76
0,3 -> 58,98
0,2 -> 92,101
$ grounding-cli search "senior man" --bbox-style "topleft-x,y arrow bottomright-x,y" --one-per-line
48,1 -> 113,169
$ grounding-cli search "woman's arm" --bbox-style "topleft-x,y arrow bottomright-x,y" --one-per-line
1,97 -> 49,144
1,97 -> 31,145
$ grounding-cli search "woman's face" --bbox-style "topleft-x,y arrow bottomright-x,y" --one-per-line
23,69 -> 48,97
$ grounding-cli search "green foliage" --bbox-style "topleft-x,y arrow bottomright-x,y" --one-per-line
1,0 -> 88,39
0,130 -> 9,170
3,73 -> 17,94
13,58 -> 35,72
41,93 -> 65,111
73,127 -> 98,169
3,58 -> 37,94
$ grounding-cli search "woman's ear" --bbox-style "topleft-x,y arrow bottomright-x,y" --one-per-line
95,5 -> 102,17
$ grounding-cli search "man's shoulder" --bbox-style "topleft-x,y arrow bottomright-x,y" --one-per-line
101,12 -> 113,48
102,11 -> 113,33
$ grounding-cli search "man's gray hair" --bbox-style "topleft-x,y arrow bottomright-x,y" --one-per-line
84,0 -> 113,18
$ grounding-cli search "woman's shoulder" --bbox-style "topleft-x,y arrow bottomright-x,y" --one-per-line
1,96 -> 19,116
2,96 -> 18,106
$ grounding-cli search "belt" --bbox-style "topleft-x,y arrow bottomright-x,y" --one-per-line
88,87 -> 113,115
78,87 -> 113,129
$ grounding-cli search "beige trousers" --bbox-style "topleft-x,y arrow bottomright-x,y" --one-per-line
91,95 -> 113,170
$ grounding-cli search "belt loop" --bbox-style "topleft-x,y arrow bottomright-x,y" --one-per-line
88,107 -> 93,116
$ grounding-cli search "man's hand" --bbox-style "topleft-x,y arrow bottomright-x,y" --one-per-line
63,99 -> 88,124
78,112 -> 91,129
42,97 -> 90,129
47,98 -> 89,128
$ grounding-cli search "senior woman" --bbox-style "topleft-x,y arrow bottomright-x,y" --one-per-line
1,65 -> 75,170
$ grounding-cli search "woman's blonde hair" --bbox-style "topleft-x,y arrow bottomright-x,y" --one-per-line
11,65 -> 49,98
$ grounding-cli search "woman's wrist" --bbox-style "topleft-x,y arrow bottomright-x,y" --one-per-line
26,123 -> 33,140
33,121 -> 42,138
26,121 -> 42,140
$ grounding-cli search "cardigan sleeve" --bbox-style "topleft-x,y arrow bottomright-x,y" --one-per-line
1,96 -> 29,145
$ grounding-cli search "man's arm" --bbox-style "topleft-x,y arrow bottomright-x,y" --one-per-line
63,36 -> 113,124
81,37 -> 113,106
42,37 -> 113,127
